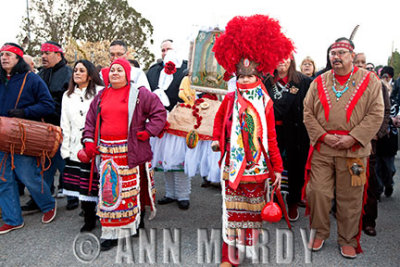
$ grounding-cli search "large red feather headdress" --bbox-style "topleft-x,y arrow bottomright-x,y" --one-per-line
213,15 -> 295,76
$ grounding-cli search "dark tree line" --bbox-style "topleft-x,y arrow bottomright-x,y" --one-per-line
18,0 -> 155,68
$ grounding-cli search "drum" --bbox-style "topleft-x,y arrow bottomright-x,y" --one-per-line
0,116 -> 62,158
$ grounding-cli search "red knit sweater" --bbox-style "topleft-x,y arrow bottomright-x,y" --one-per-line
100,86 -> 129,137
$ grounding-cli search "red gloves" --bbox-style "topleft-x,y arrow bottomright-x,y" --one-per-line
77,149 -> 90,163
137,131 -> 150,141
85,142 -> 100,158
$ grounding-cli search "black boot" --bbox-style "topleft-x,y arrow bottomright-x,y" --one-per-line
201,177 -> 211,188
21,198 -> 40,213
66,197 -> 79,210
132,210 -> 145,237
100,239 -> 118,251
80,201 -> 97,232
139,210 -> 145,229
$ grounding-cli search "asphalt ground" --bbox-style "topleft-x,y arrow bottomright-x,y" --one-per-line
1,156 -> 400,267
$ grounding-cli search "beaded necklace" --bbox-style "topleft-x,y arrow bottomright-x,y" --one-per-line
273,81 -> 290,100
332,67 -> 354,101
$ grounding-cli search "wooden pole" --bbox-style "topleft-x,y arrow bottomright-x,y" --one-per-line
190,85 -> 228,95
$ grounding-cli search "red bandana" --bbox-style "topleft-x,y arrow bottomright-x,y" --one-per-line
41,43 -> 63,53
331,41 -> 354,51
0,45 -> 24,57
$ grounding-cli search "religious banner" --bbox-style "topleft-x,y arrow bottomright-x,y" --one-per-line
190,30 -> 228,93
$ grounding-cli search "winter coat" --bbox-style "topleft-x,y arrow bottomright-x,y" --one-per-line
82,86 -> 167,168
0,72 -> 55,119
60,86 -> 100,161
38,63 -> 72,125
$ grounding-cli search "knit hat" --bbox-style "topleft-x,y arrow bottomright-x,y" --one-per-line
109,58 -> 131,84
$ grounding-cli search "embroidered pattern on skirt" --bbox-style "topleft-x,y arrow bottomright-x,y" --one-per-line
97,137 -> 141,239
222,178 -> 266,247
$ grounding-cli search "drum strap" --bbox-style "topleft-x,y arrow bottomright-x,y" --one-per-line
0,73 -> 29,181
14,72 -> 29,108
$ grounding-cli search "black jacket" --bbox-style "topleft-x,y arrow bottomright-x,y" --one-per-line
389,77 -> 400,107
263,72 -> 312,165
38,60 -> 72,125
146,60 -> 188,111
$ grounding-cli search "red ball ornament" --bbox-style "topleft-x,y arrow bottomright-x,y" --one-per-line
261,202 -> 282,223
261,188 -> 282,223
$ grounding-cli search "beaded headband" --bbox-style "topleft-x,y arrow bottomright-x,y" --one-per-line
331,41 -> 354,51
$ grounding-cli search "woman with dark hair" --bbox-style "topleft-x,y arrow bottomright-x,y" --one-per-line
60,59 -> 103,232
263,56 -> 312,222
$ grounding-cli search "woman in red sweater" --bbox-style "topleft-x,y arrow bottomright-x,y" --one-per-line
81,58 -> 166,251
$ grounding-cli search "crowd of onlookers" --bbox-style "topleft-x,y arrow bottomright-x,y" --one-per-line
0,32 -> 399,261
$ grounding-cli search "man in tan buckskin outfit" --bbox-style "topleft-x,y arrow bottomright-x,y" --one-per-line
303,37 -> 384,258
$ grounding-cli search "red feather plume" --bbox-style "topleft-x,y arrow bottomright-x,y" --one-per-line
213,15 -> 295,75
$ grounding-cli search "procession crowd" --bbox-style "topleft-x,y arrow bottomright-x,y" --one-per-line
0,14 -> 399,266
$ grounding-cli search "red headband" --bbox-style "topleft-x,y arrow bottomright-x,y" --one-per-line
331,41 -> 354,51
41,43 -> 63,53
0,45 -> 24,57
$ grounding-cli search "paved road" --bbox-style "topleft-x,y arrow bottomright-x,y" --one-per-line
1,156 -> 400,266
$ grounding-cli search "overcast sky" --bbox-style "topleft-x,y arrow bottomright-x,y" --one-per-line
2,0 -> 400,70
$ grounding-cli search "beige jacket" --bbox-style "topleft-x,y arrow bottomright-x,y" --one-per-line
303,67 -> 384,158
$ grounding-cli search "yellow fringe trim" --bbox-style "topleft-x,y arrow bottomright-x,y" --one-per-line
97,207 -> 139,219
225,201 -> 265,212
118,168 -> 138,175
98,145 -> 128,154
121,190 -> 138,198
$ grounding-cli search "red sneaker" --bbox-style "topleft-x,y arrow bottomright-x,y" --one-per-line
42,205 -> 57,224
0,223 -> 24,234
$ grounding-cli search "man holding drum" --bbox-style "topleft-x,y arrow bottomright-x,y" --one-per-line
0,43 -> 57,234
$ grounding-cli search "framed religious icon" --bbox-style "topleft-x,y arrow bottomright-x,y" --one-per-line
190,30 -> 228,93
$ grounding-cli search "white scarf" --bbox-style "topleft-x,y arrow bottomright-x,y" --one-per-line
154,50 -> 183,107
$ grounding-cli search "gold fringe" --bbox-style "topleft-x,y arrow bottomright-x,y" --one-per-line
121,189 -> 138,198
97,207 -> 139,219
118,168 -> 138,175
98,145 -> 128,154
225,201 -> 265,212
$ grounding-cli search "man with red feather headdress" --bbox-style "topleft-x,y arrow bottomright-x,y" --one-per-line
211,15 -> 294,266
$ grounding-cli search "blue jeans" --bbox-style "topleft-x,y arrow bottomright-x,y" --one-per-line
43,148 -> 65,194
0,152 -> 55,226
375,155 -> 396,195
